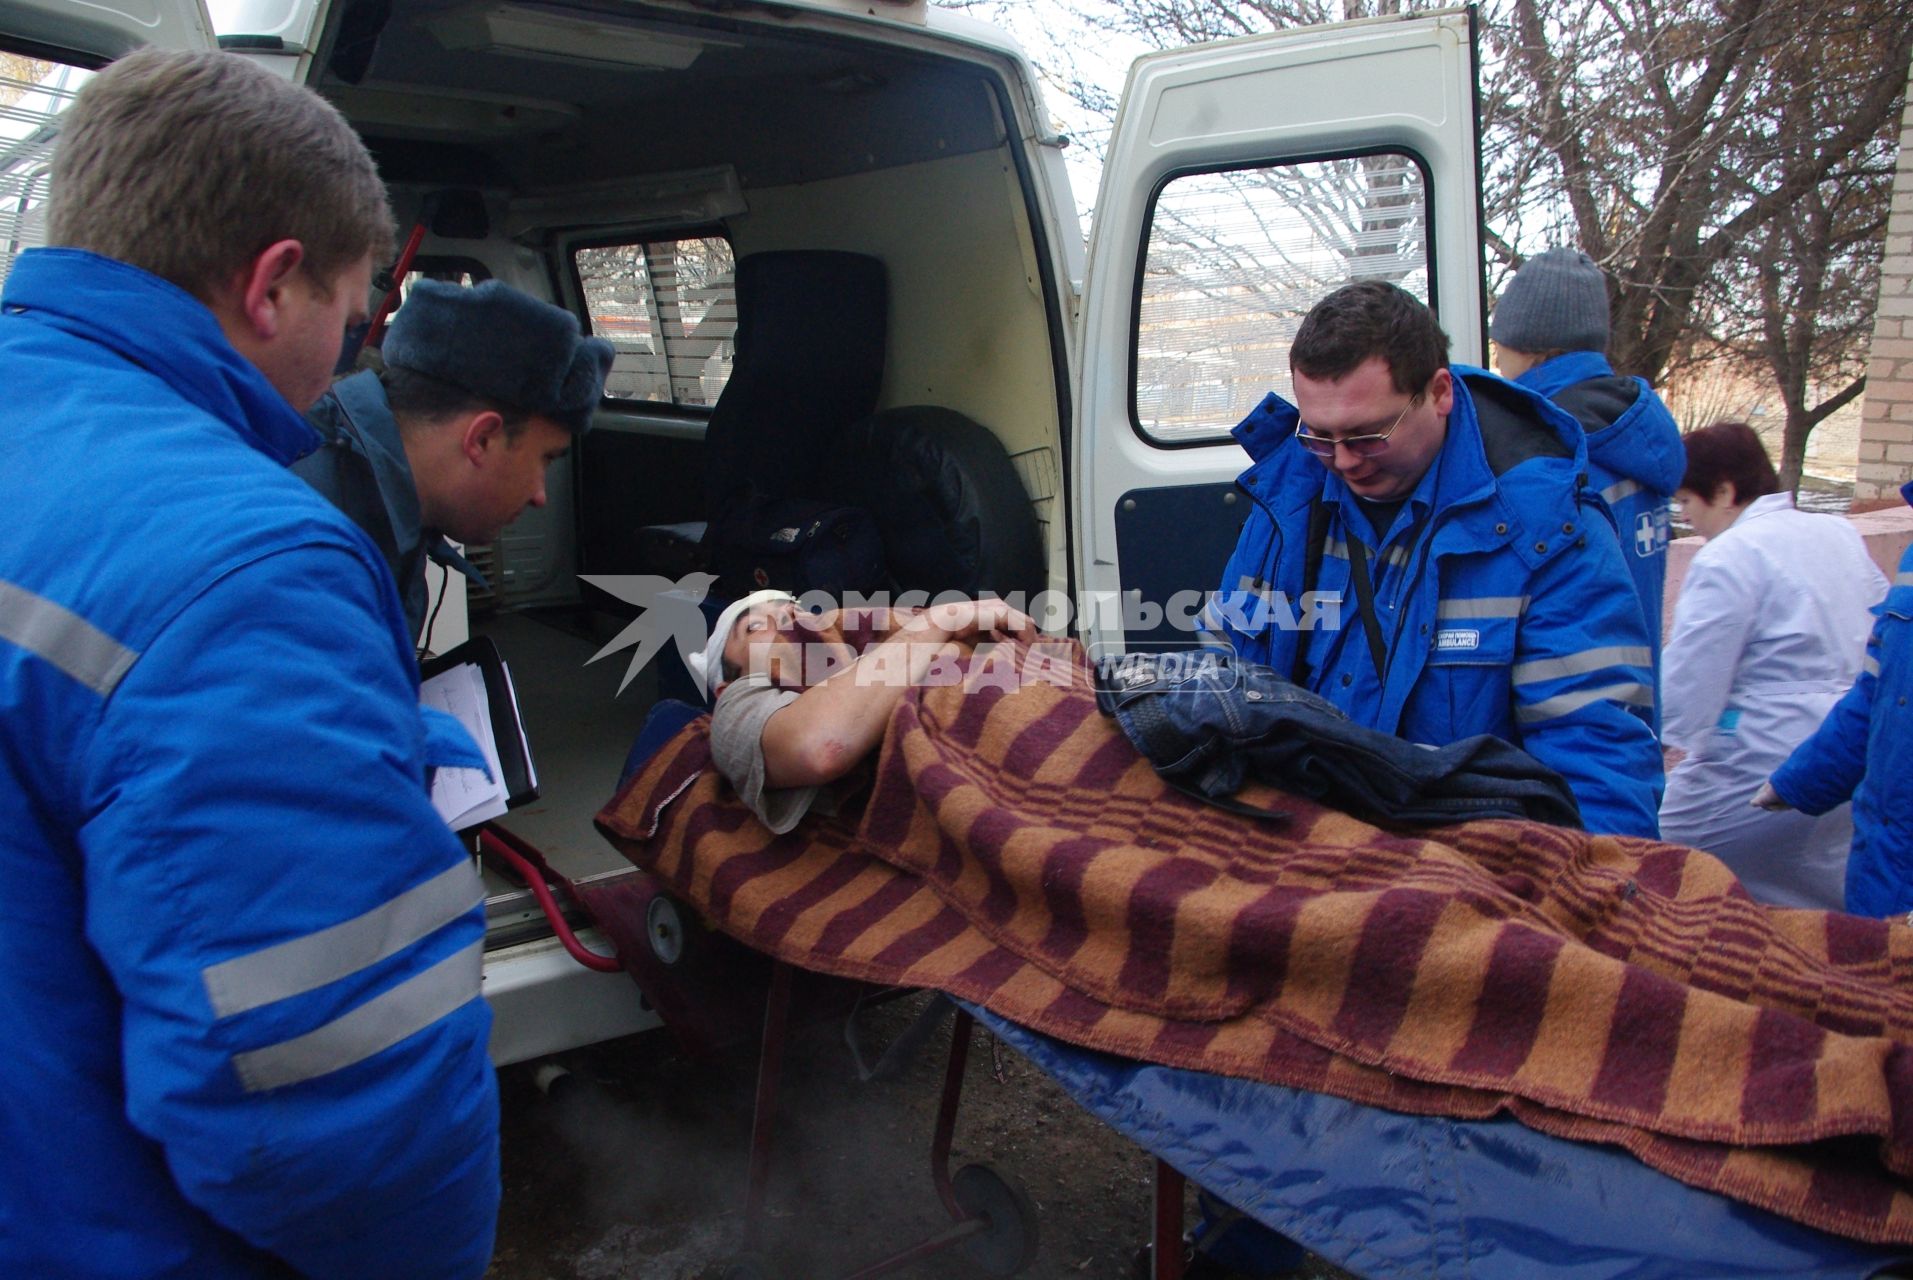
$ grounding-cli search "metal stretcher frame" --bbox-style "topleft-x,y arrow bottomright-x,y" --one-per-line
483,815 -> 1047,1278
728,963 -> 1041,1280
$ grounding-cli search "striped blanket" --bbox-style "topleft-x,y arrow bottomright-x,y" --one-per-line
595,643 -> 1913,1243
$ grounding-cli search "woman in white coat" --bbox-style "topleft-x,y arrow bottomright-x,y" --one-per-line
1659,422 -> 1887,907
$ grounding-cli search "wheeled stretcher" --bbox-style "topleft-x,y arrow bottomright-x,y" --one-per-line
489,828 -> 1913,1278
483,811 -> 1045,1280
488,690 -> 1913,1279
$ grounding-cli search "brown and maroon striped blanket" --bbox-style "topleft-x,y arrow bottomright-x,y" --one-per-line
595,643 -> 1913,1243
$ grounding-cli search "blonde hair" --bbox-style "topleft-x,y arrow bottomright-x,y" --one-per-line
48,49 -> 394,301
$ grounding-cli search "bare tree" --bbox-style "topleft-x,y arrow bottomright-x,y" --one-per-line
1692,8 -> 1900,490
1714,175 -> 1888,489
1496,0 -> 1911,396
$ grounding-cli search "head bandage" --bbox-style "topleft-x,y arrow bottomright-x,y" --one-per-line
685,590 -> 799,701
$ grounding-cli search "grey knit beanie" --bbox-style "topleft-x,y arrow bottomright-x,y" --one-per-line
1490,248 -> 1610,355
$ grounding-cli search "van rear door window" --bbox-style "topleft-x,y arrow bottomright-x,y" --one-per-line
1135,152 -> 1432,445
1,51 -> 91,288
574,236 -> 736,409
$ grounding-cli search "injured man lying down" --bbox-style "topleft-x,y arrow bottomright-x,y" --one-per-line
685,589 -> 1040,834
604,589 -> 1913,1248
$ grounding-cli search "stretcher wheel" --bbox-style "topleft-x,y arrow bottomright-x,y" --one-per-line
645,891 -> 697,967
952,1161 -> 1040,1275
718,1252 -> 783,1280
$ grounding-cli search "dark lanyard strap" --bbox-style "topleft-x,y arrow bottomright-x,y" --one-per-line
1289,497 -> 1332,685
1343,534 -> 1391,679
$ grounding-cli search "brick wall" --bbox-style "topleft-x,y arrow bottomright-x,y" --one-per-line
1857,59 -> 1913,505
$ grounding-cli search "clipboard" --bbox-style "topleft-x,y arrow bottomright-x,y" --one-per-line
421,635 -> 539,808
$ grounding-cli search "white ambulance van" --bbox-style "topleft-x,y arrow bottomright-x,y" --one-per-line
2,0 -> 1483,1062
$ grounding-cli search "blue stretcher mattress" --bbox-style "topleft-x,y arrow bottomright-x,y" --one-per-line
966,1003 -> 1910,1279
621,700 -> 1909,1279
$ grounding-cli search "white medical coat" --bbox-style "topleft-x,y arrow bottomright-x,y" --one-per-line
1659,493 -> 1887,907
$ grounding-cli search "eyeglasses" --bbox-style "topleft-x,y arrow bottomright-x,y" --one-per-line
1295,394 -> 1422,460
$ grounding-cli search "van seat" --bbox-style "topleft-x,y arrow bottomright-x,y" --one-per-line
630,250 -> 887,577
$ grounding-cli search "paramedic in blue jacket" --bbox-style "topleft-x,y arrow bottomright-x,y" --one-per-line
0,50 -> 497,1279
1491,247 -> 1685,664
298,280 -> 613,647
1759,481 -> 1913,918
1205,281 -> 1662,838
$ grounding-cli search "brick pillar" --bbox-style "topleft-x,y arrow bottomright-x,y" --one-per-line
1857,58 -> 1913,505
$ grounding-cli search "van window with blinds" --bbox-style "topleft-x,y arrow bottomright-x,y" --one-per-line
1135,152 -> 1432,445
574,236 -> 736,409
1,51 -> 90,287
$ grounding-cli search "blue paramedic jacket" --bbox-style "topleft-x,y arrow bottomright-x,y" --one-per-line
1513,350 -> 1684,663
1204,366 -> 1662,838
0,250 -> 499,1278
1771,484 -> 1913,919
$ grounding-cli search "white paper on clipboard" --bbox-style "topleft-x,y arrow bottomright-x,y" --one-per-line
421,662 -> 508,829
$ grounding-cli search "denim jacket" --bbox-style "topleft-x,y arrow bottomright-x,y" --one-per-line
298,370 -> 487,641
1096,649 -> 1581,828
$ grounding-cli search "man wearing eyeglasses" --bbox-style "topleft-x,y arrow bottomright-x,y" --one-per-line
1204,280 -> 1661,838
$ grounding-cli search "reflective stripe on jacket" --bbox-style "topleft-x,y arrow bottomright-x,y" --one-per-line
1203,365 -> 1662,838
0,249 -> 498,1279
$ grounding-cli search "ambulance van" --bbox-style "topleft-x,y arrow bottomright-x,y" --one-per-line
1,0 -> 1484,1061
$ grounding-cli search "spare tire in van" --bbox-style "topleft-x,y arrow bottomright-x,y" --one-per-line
832,406 -> 1045,602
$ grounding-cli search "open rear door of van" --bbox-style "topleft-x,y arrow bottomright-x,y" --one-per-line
0,0 -> 211,64
1072,8 -> 1481,658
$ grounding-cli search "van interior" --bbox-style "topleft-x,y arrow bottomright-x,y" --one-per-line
283,0 -> 1075,928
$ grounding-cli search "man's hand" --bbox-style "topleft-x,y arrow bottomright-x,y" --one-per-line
1750,781 -> 1792,812
761,597 -> 1039,790
914,598 -> 1038,645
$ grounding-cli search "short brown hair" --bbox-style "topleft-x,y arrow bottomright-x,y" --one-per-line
1679,421 -> 1779,505
49,49 -> 393,301
1291,280 -> 1450,395
381,366 -> 532,439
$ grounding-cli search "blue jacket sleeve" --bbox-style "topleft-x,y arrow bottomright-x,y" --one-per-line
1508,523 -> 1664,838
1203,530 -> 1275,663
1202,493 -> 1296,668
1770,638 -> 1878,816
76,544 -> 498,1279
